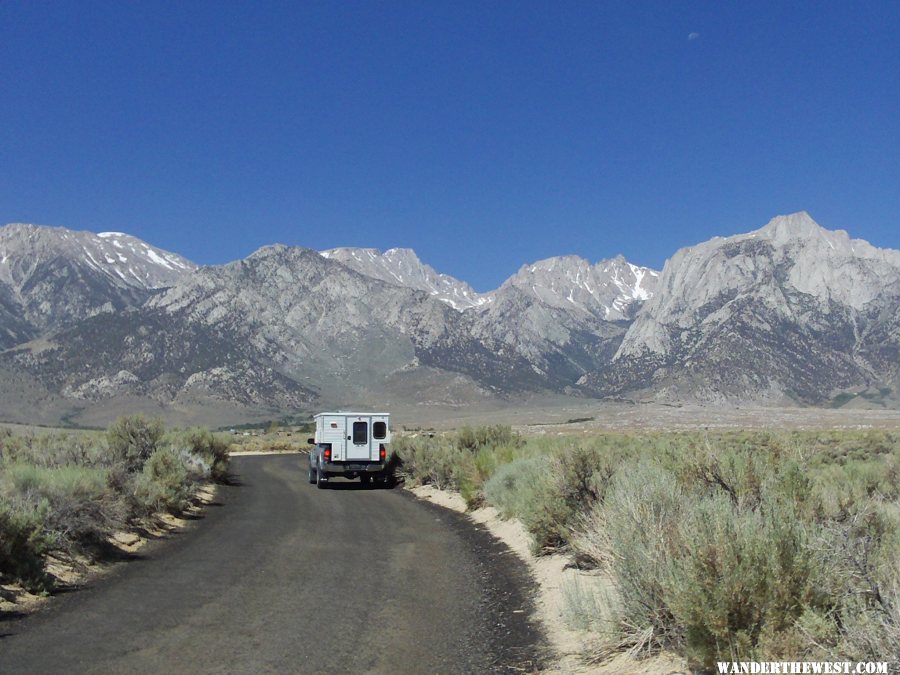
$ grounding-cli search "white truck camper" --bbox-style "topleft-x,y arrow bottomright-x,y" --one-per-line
307,412 -> 391,488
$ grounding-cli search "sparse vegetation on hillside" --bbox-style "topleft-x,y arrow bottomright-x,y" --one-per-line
0,417 -> 231,593
395,427 -> 900,668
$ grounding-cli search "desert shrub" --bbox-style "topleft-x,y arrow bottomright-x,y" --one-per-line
1,462 -> 124,556
0,426 -> 14,461
575,444 -> 900,668
812,505 -> 900,661
130,447 -> 195,515
456,425 -> 522,452
180,428 -> 230,480
666,495 -> 819,666
107,415 -> 164,473
0,431 -> 105,468
481,444 -> 618,554
576,459 -> 686,654
526,445 -> 618,554
484,457 -> 549,518
0,420 -> 227,592
561,574 -> 609,632
395,427 -> 535,505
0,499 -> 51,591
394,436 -> 472,490
374,428 -> 900,664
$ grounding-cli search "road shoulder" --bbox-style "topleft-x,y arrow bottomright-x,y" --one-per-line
0,484 -> 217,619
409,484 -> 687,674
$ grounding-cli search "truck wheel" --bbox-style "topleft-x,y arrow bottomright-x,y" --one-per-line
360,475 -> 371,486
308,466 -> 316,484
316,468 -> 327,489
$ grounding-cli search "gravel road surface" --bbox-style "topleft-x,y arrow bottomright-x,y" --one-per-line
0,454 -> 545,673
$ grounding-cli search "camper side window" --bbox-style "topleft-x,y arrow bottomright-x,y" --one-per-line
373,421 -> 387,439
352,421 -> 368,444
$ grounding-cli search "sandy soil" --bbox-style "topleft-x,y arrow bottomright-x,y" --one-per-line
409,484 -> 688,673
392,399 -> 900,431
0,484 -> 217,618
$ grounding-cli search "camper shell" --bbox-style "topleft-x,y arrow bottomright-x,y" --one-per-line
308,412 -> 391,487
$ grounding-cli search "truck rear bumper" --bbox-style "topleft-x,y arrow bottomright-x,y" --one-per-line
321,462 -> 385,475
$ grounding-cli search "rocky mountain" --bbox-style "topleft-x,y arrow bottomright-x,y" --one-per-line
1,244 -> 550,423
468,255 -> 659,384
583,212 -> 900,404
489,254 -> 658,321
149,244 -> 542,393
0,223 -> 195,347
0,212 -> 896,425
320,247 -> 487,310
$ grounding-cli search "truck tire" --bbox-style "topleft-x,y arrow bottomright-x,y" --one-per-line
308,465 -> 316,484
316,468 -> 327,489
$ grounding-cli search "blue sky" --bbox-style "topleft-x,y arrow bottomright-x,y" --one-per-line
1,1 -> 898,291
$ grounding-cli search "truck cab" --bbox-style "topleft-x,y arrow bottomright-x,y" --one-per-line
307,412 -> 390,488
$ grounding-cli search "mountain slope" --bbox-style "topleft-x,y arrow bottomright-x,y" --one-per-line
584,212 -> 900,403
1,213 -> 896,424
1,245 -> 547,421
0,223 -> 196,344
468,255 -> 659,385
320,247 -> 486,310
150,244 -> 544,395
489,254 -> 658,321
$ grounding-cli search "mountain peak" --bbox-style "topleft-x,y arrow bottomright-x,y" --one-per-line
496,254 -> 659,320
759,210 -> 820,237
319,246 -> 484,310
383,247 -> 419,258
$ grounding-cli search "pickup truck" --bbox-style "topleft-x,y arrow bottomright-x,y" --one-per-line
307,412 -> 390,488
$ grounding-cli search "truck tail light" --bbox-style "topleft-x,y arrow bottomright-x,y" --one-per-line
323,445 -> 332,461
379,444 -> 386,460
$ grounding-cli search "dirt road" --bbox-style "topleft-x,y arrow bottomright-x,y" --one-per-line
0,455 -> 544,673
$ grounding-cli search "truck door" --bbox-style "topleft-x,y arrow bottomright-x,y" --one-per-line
346,416 -> 371,460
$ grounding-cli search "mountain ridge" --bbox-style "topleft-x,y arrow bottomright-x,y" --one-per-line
1,212 -> 897,424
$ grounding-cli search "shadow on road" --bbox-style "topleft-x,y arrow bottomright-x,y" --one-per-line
220,473 -> 245,487
317,479 -> 401,491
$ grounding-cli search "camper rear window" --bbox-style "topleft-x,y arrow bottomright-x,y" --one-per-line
373,421 -> 387,439
352,421 -> 368,444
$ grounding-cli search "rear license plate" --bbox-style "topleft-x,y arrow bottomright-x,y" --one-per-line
347,464 -> 365,471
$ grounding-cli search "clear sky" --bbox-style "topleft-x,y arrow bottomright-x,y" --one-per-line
2,1 -> 898,291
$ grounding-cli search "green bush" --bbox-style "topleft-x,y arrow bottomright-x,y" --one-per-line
0,419 -> 228,592
667,495 -> 818,666
576,459 -> 685,654
394,436 -> 472,490
180,428 -> 230,481
0,499 -> 51,591
483,457 -> 548,521
575,447 -> 900,668
391,428 -> 900,665
528,445 -> 618,554
131,447 -> 195,515
456,425 -> 522,452
0,431 -> 107,469
1,462 -> 124,556
107,415 -> 164,473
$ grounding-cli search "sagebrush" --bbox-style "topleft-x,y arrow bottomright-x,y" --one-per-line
396,427 -> 900,667
0,417 -> 231,592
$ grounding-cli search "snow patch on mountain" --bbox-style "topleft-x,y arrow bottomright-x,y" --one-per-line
491,254 -> 659,321
1,223 -> 196,291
